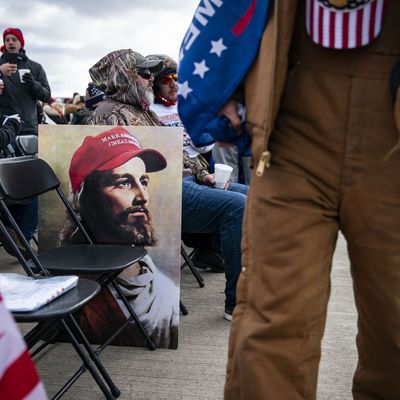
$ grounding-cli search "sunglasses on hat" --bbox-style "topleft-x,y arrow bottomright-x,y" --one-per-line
159,73 -> 178,85
137,68 -> 152,80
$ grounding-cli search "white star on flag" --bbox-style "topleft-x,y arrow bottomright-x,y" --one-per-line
193,60 -> 210,79
210,38 -> 227,57
178,81 -> 193,99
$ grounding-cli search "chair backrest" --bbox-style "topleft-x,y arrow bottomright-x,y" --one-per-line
15,135 -> 38,156
0,156 -> 94,275
0,157 -> 60,200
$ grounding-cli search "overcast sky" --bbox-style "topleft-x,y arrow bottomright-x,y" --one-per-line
0,0 -> 200,98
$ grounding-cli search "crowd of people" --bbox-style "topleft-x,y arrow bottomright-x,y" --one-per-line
3,0 -> 400,397
0,27 -> 248,326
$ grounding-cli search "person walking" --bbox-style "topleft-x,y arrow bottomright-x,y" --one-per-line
179,1 -> 400,399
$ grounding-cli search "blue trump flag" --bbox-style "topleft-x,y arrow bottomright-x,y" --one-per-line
177,0 -> 271,150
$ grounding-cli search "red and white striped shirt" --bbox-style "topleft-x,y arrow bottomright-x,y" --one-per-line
0,294 -> 47,400
305,0 -> 387,49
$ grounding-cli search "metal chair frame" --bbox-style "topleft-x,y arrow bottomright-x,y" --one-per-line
0,156 -> 166,397
0,157 -> 155,345
0,219 -> 118,399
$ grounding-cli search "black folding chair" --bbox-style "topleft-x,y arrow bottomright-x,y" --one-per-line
179,234 -> 208,315
15,134 -> 38,156
0,157 -> 156,357
181,243 -> 205,288
181,232 -> 224,287
0,220 -> 118,399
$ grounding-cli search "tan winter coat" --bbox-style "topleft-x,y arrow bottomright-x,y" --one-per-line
244,1 -> 298,177
245,1 -> 400,175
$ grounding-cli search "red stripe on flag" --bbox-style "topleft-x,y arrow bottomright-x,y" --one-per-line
356,8 -> 363,48
329,11 -> 335,49
309,0 -> 314,39
0,350 -> 41,400
342,12 -> 349,49
318,5 -> 323,46
369,0 -> 377,42
232,0 -> 256,36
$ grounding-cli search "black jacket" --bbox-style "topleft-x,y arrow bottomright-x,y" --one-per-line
0,50 -> 51,134
0,116 -> 20,151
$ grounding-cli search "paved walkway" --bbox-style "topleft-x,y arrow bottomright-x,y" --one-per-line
3,233 -> 357,399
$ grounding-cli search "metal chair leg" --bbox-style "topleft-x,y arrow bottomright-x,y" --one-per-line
181,246 -> 205,288
68,315 -> 121,398
59,319 -> 115,400
180,300 -> 189,315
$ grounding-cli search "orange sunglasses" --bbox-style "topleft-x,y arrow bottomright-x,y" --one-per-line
159,73 -> 178,84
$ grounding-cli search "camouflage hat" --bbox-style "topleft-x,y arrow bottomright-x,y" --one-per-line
146,54 -> 177,81
89,49 -> 163,93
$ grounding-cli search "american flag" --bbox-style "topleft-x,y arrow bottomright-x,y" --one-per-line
178,0 -> 271,147
305,0 -> 387,49
0,294 -> 48,400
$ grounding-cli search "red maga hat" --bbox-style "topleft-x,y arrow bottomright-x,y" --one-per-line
69,127 -> 167,193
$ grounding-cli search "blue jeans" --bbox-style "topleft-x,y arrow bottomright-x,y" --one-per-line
182,176 -> 248,311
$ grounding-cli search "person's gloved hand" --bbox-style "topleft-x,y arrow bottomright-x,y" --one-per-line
22,72 -> 35,87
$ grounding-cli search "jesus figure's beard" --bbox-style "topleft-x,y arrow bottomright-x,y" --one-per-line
82,203 -> 157,247
107,206 -> 156,246
111,205 -> 156,246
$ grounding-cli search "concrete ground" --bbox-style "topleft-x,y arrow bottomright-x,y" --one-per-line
3,233 -> 358,400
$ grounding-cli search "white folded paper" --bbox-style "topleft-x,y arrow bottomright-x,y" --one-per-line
0,273 -> 79,312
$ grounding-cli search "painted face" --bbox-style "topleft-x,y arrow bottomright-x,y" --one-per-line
4,34 -> 22,53
101,157 -> 149,218
158,73 -> 178,103
93,157 -> 156,246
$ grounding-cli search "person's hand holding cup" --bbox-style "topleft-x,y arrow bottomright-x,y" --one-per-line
18,68 -> 31,84
214,163 -> 233,190
0,63 -> 17,77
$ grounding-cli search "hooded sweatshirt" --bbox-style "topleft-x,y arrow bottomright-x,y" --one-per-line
86,49 -> 160,126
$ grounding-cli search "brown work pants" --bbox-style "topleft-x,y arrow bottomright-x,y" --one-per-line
225,2 -> 400,399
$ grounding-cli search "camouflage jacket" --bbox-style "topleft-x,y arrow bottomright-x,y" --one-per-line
182,150 -> 210,184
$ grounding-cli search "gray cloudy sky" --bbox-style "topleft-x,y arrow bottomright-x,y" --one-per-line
0,0 -> 199,97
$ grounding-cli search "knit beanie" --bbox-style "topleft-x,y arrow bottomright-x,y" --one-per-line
85,83 -> 105,109
1,28 -> 24,52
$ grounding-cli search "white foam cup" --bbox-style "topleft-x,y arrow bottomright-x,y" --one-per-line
214,163 -> 233,189
18,69 -> 30,83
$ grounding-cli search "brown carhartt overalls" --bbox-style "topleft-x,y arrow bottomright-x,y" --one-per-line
225,1 -> 400,399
